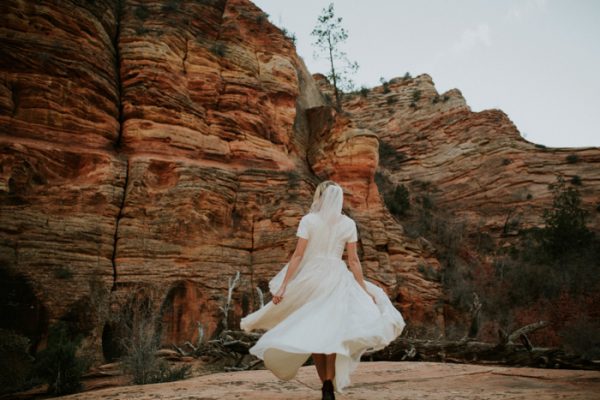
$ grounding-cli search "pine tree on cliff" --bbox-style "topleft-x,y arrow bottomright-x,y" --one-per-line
311,2 -> 359,111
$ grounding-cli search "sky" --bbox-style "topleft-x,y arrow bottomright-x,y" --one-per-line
253,0 -> 600,148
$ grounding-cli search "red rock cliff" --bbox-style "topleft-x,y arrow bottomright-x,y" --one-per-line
0,0 -> 443,360
1,0 -> 598,361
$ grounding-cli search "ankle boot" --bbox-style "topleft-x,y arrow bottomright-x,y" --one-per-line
321,379 -> 335,400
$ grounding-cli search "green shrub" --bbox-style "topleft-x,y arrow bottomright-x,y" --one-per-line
378,140 -> 395,159
135,26 -> 150,35
500,176 -> 599,303
360,86 -> 369,97
571,175 -> 582,185
566,154 -> 579,164
0,330 -> 35,394
418,264 -> 440,281
374,170 -> 391,190
475,232 -> 495,253
541,176 -> 592,257
559,315 -> 600,360
412,89 -> 422,103
419,194 -> 433,210
440,257 -> 475,311
162,0 -> 181,12
403,72 -> 412,80
54,266 -> 73,280
280,28 -> 297,45
384,184 -> 410,217
210,42 -> 226,57
505,258 -> 563,303
255,13 -> 267,25
135,5 -> 150,20
379,77 -> 390,93
35,322 -> 90,395
378,140 -> 405,167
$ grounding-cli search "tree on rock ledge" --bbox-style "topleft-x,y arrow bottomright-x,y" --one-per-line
311,2 -> 359,110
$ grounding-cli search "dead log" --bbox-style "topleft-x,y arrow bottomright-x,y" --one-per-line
367,337 -> 599,370
507,320 -> 548,343
519,334 -> 533,352
180,320 -> 599,372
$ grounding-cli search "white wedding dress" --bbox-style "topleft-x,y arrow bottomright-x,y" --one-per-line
240,185 -> 406,393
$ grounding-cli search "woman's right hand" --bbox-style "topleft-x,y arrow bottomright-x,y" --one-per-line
273,284 -> 286,305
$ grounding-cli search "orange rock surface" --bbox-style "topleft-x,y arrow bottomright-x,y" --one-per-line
340,74 -> 600,234
1,0 -> 598,363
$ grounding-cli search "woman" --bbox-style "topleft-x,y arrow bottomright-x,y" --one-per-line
240,180 -> 406,399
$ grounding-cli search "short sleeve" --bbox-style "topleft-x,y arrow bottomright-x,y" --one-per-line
296,215 -> 310,239
348,219 -> 358,243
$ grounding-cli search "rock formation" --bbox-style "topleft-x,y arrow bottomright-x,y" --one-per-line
0,0 -> 442,361
338,73 -> 600,235
1,0 -> 598,364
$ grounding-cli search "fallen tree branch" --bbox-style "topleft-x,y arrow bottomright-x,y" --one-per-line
368,337 -> 599,370
507,320 -> 548,344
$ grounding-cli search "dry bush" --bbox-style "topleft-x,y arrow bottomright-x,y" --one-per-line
117,289 -> 191,385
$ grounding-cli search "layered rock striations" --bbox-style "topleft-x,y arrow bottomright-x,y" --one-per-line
334,73 -> 600,341
2,0 -> 598,363
0,0 -> 443,360
338,74 -> 600,236
305,105 -> 444,331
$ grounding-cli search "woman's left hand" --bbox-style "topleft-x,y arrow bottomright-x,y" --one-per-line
273,285 -> 286,304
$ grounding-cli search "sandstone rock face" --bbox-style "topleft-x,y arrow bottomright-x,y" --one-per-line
1,0 -> 123,354
0,0 -> 442,361
2,0 -> 599,363
305,105 -> 444,331
333,73 -> 600,342
339,74 -> 600,235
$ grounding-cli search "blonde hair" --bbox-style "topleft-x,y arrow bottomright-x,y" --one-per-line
310,180 -> 341,213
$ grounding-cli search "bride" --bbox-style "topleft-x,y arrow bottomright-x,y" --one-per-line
241,180 -> 406,399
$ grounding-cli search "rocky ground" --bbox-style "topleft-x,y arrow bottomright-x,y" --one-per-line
55,361 -> 600,400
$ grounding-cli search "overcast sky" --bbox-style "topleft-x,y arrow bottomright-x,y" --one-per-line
253,0 -> 600,148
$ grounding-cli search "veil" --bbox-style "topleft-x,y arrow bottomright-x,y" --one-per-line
310,184 -> 344,225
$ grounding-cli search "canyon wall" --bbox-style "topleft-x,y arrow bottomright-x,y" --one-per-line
333,73 -> 600,341
0,0 -> 444,361
2,0 -> 599,361
337,74 -> 600,236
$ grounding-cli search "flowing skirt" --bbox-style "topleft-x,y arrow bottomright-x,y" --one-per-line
240,255 -> 406,393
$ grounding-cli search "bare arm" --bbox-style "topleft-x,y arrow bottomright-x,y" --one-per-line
347,241 -> 377,303
273,237 -> 308,304
347,241 -> 367,290
281,237 -> 308,287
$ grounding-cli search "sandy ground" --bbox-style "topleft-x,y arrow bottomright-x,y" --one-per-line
56,361 -> 600,400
